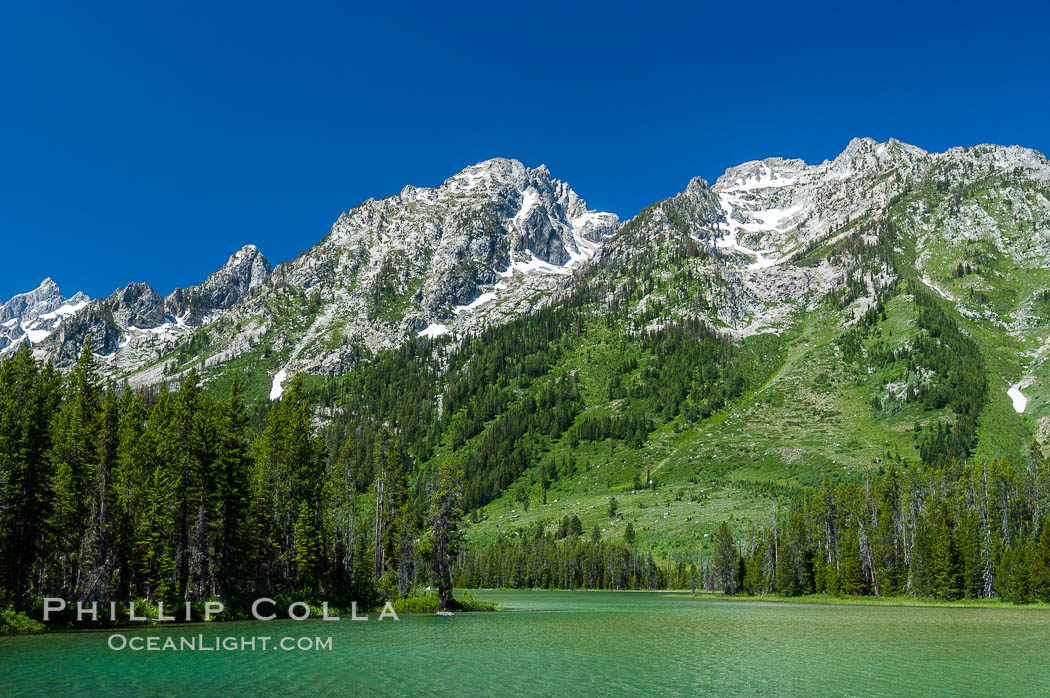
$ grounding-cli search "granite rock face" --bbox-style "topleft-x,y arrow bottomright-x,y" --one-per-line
31,245 -> 272,370
0,278 -> 89,355
165,244 -> 272,326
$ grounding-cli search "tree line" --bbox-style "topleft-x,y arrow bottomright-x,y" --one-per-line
705,459 -> 1050,603
455,532 -> 667,591
0,342 -> 467,613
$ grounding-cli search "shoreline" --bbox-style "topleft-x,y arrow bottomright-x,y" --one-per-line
1,592 -> 501,636
6,589 -> 1046,636
681,591 -> 1050,609
473,588 -> 1050,609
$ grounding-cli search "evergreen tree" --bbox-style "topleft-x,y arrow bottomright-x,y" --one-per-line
775,503 -> 812,596
714,522 -> 739,594
423,461 -> 464,610
928,504 -> 962,600
1034,518 -> 1050,602
216,377 -> 252,596
293,501 -> 322,593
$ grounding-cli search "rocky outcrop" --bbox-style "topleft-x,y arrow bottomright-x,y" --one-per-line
33,245 -> 271,370
165,244 -> 271,325
0,278 -> 89,355
40,302 -> 122,364
108,282 -> 165,329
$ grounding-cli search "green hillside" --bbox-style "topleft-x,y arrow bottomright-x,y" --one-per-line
262,176 -> 1047,563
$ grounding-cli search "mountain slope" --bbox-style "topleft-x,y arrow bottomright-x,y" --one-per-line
454,138 -> 1050,554
273,138 -> 1050,556
13,138 -> 1050,555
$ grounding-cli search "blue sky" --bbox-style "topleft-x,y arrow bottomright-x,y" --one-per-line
2,0 -> 1048,301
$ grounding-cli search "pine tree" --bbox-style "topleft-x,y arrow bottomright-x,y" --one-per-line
423,461 -> 464,610
112,389 -> 147,599
293,501 -> 322,594
997,540 -> 1034,604
1034,518 -> 1050,602
714,522 -> 739,593
837,527 -> 865,595
139,462 -> 177,603
254,374 -> 325,592
928,504 -> 962,600
329,434 -> 362,596
167,368 -> 218,600
776,503 -> 812,596
80,387 -> 120,600
372,426 -> 407,583
216,376 -> 252,597
351,535 -> 377,609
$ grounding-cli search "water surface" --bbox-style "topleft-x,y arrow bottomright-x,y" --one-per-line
2,591 -> 1048,696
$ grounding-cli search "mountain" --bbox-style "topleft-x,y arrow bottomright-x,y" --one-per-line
0,278 -> 89,355
23,158 -> 618,396
450,137 -> 1050,553
164,243 -> 272,326
241,157 -> 619,379
587,137 -> 1049,336
14,138 -> 1050,554
30,244 -> 272,372
265,136 -> 1047,554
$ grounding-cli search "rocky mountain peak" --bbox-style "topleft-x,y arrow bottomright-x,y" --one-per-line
164,244 -> 272,326
109,282 -> 165,329
714,158 -> 807,192
0,278 -> 90,355
685,176 -> 712,194
201,157 -> 624,378
828,136 -> 928,178
443,157 -> 530,193
0,277 -> 64,322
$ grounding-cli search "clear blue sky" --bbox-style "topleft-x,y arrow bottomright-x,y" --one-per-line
2,0 -> 1047,301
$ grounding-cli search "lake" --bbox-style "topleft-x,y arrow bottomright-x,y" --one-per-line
2,591 -> 1049,696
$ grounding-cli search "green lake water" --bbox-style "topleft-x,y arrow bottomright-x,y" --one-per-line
2,591 -> 1049,696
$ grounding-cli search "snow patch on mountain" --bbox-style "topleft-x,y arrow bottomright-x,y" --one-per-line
1009,385 -> 1028,413
921,276 -> 954,301
514,189 -> 541,225
418,323 -> 450,338
21,325 -> 51,343
39,299 -> 89,321
454,291 -> 499,315
270,369 -> 288,400
499,251 -> 574,280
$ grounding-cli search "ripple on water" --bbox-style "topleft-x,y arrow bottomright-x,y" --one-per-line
2,592 -> 1050,696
